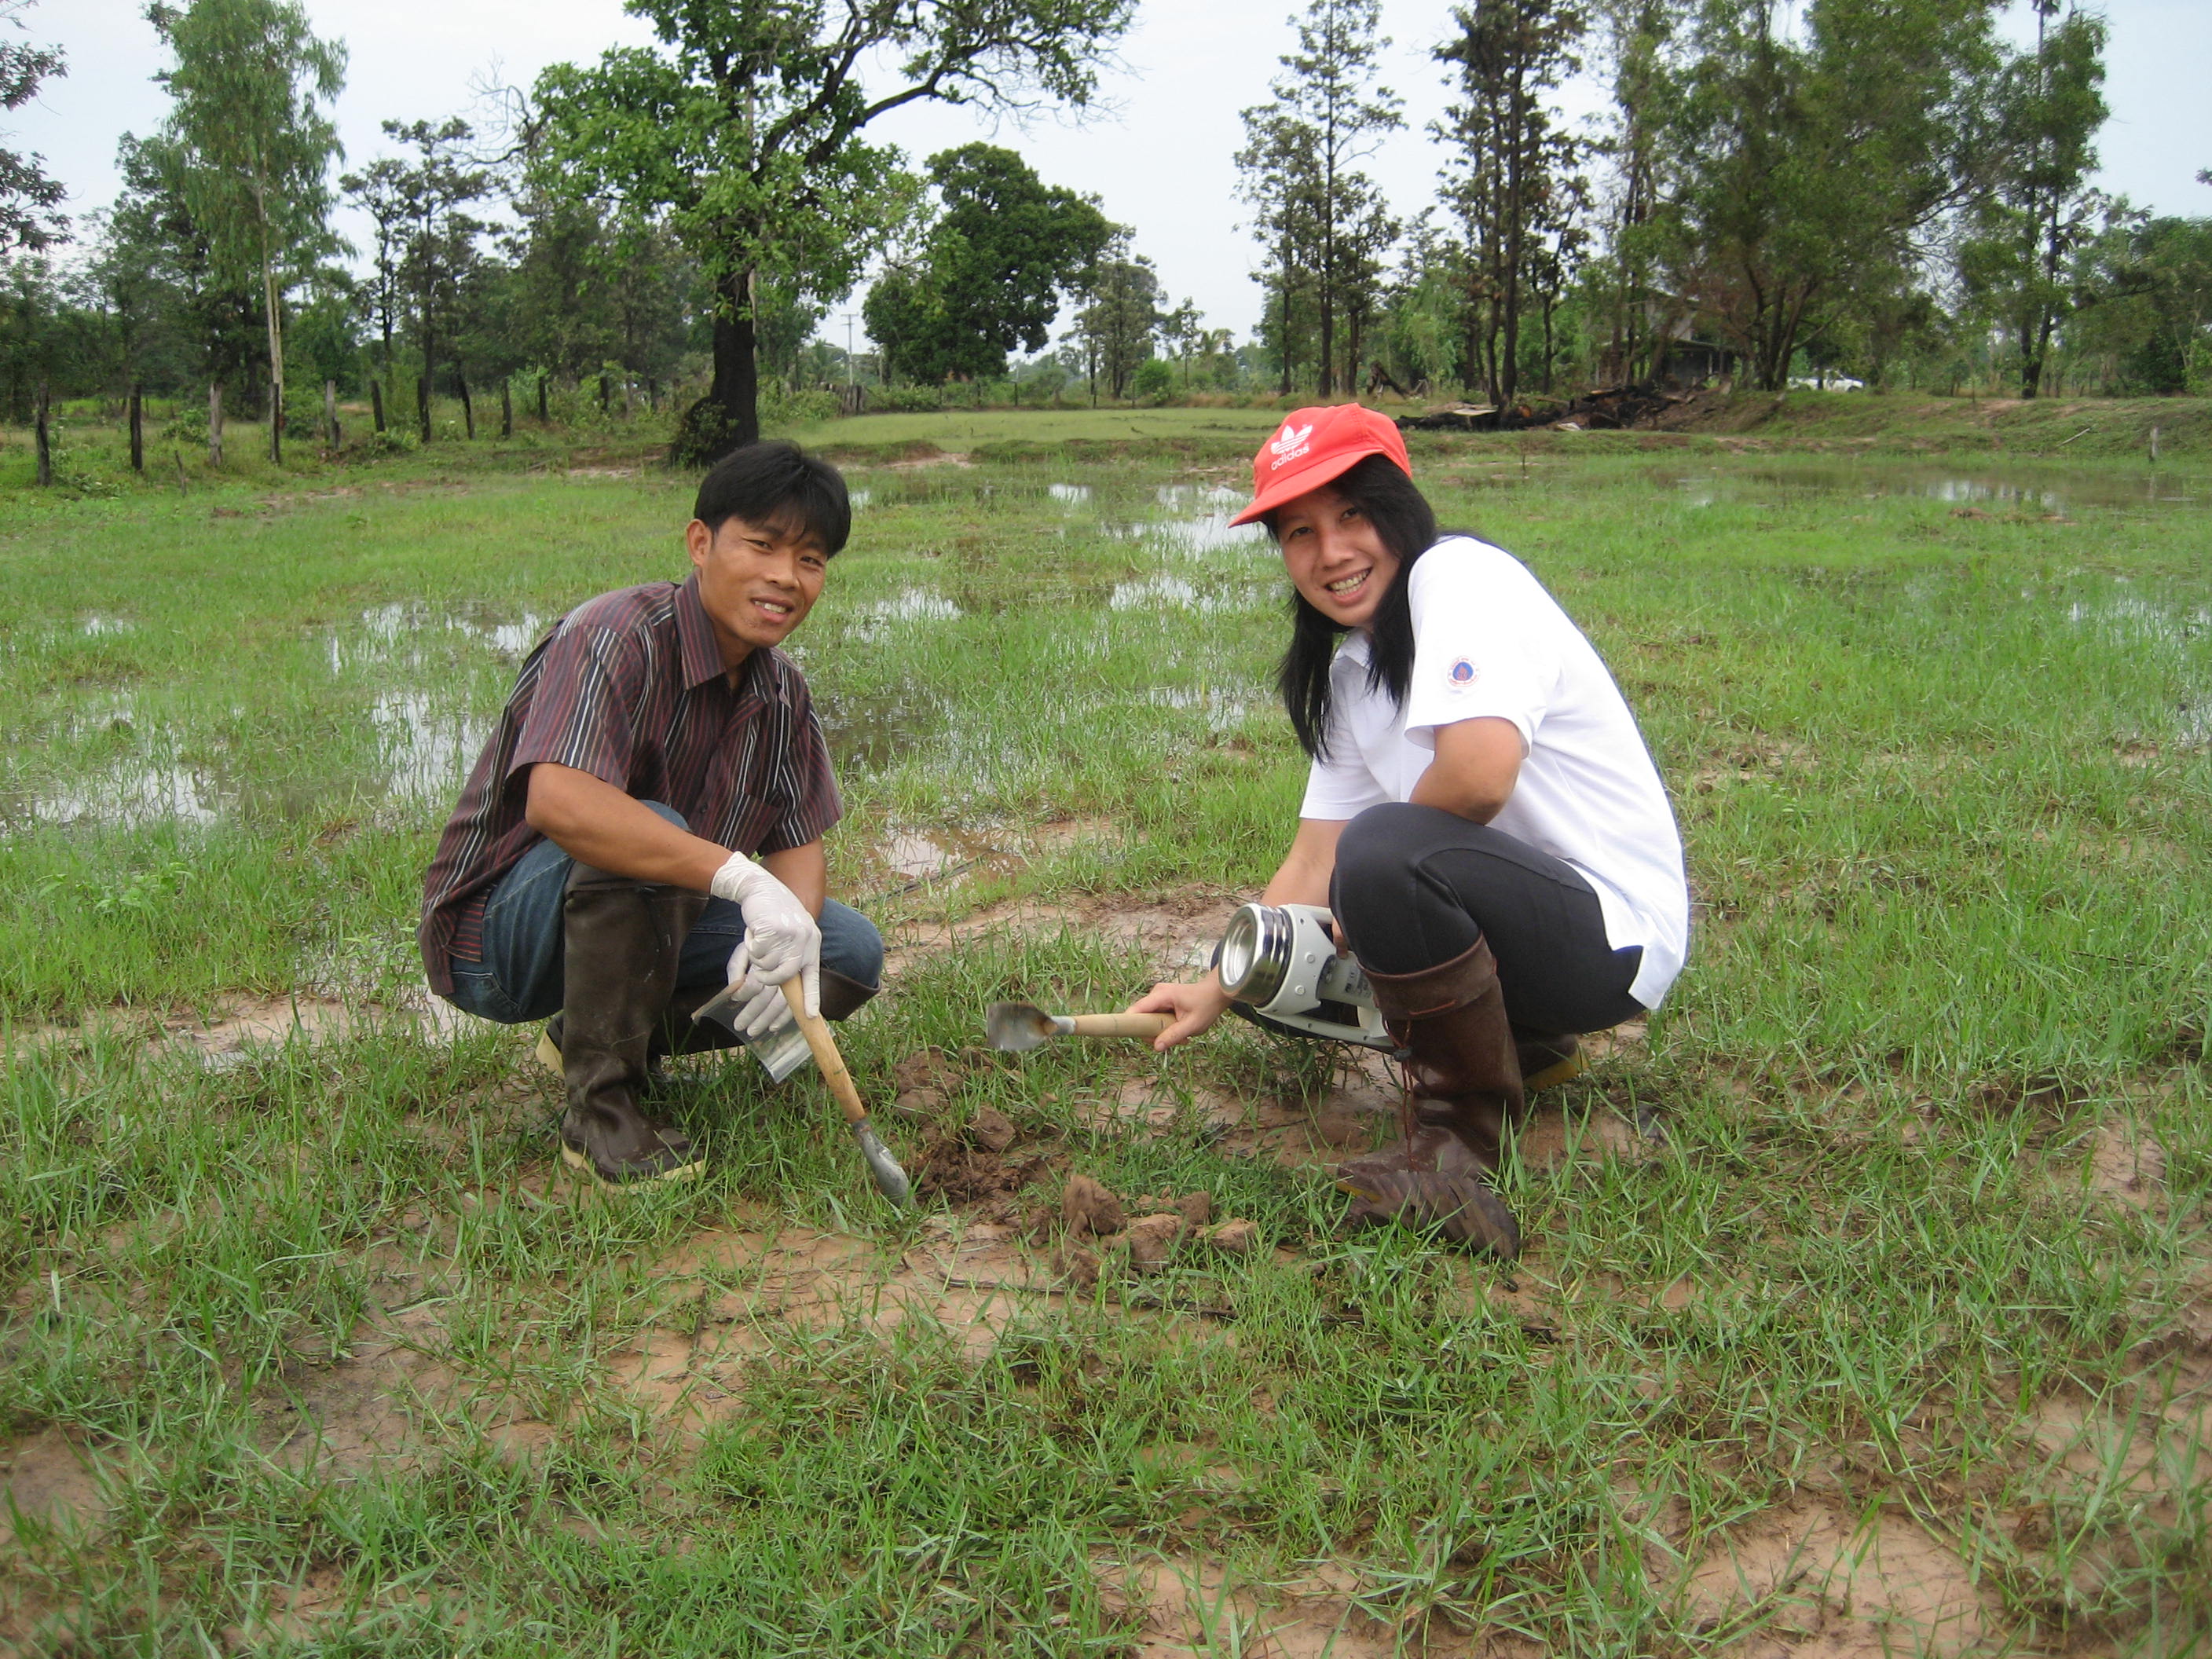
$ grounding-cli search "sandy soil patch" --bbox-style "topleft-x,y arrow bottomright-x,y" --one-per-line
884,887 -> 1229,983
1683,1499 -> 1997,1656
0,1426 -> 107,1547
1099,1552 -> 1500,1657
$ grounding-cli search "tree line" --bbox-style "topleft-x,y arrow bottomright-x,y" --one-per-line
1243,0 -> 2212,405
1,0 -> 2208,477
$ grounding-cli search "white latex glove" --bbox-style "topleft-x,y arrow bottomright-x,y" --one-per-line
722,977 -> 799,1042
710,851 -> 821,1022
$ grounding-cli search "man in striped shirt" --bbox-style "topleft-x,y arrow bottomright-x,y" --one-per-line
419,442 -> 881,1185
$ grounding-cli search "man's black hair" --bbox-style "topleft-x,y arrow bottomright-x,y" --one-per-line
1271,452 -> 1446,761
693,441 -> 851,556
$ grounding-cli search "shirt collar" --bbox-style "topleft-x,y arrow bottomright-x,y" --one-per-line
675,573 -> 797,703
1335,630 -> 1371,668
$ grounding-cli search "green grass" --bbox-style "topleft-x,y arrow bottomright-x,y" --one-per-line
0,423 -> 2207,1653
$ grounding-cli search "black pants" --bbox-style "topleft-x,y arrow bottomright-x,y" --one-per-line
1331,802 -> 1644,1036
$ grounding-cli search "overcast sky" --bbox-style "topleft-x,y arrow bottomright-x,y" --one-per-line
21,0 -> 2212,344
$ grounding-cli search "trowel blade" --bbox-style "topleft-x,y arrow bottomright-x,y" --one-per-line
983,1001 -> 1060,1053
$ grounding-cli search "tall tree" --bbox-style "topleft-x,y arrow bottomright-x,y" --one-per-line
0,0 -> 64,253
148,0 -> 346,463
1435,0 -> 1588,406
533,0 -> 1132,464
1068,230 -> 1162,401
1650,0 -> 2001,392
1589,0 -> 1681,383
1236,108 -> 1324,395
339,154 -> 409,397
1956,1 -> 2108,397
1236,0 -> 1402,397
381,118 -> 489,431
864,143 -> 1111,383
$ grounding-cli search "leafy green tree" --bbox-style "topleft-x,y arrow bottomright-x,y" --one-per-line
1650,0 -> 2001,391
1955,2 -> 2108,397
1068,229 -> 1162,401
0,0 -> 64,253
380,118 -> 490,435
1236,108 -> 1324,394
2075,211 -> 2212,394
1236,0 -> 1402,397
104,131 -> 266,400
1587,0 -> 1680,383
532,0 -> 1133,465
339,155 -> 409,396
1437,0 -> 1588,406
863,144 -> 1110,383
148,0 -> 346,462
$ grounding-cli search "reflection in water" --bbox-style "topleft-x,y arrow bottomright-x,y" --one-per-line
372,691 -> 490,800
847,588 -> 961,643
819,690 -> 943,775
1048,483 -> 1092,505
15,764 -> 218,829
1109,573 -> 1260,614
848,489 -> 873,510
80,614 -> 133,637
1662,465 -> 2204,515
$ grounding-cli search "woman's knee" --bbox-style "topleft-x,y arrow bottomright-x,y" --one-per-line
1332,802 -> 1430,918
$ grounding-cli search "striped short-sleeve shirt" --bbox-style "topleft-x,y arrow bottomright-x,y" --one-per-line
417,573 -> 841,995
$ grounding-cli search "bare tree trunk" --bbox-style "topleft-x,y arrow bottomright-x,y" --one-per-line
209,383 -> 225,468
459,371 -> 474,439
324,379 -> 339,449
33,382 -> 51,486
537,375 -> 548,422
261,229 -> 285,466
371,379 -> 385,433
501,379 -> 512,439
416,375 -> 430,443
129,385 -> 145,473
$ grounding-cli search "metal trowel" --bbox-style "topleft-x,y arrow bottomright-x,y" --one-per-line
984,1002 -> 1174,1053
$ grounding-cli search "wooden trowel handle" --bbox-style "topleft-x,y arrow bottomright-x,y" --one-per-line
1064,1013 -> 1175,1040
783,980 -> 870,1126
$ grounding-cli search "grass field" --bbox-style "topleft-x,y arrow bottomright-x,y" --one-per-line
0,418 -> 2207,1654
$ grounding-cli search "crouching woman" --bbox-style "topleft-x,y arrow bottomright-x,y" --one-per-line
1130,405 -> 1689,1258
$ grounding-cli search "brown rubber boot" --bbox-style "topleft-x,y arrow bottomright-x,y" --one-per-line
1335,938 -> 1525,1258
557,864 -> 709,1185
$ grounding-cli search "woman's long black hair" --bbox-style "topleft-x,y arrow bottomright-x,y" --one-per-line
1270,452 -> 1441,760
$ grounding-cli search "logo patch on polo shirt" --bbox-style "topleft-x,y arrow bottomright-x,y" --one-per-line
1447,657 -> 1478,689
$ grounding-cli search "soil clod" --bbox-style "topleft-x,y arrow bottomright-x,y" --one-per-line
969,1106 -> 1018,1152
1063,1174 -> 1127,1237
1201,1219 -> 1260,1254
1124,1213 -> 1185,1273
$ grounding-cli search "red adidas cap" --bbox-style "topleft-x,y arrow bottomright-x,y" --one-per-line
1229,403 -> 1413,526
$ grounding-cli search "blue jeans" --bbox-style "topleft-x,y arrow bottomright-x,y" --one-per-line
442,802 -> 884,1026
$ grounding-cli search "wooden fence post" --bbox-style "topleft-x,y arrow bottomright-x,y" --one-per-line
33,382 -> 52,485
500,379 -> 512,439
416,375 -> 430,443
324,379 -> 339,449
458,371 -> 474,439
209,383 -> 224,468
129,384 -> 145,473
371,379 -> 386,434
537,374 -> 548,422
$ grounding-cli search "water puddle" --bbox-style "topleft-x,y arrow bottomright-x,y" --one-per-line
1661,464 -> 2206,514
847,488 -> 873,510
1048,483 -> 1092,506
328,603 -> 549,672
818,691 -> 944,776
79,615 -> 133,637
1146,685 -> 1254,733
844,588 -> 961,643
7,763 -> 219,830
372,692 -> 490,801
1109,574 -> 1251,615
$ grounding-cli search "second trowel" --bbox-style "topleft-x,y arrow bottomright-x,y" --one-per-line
983,1002 -> 1173,1054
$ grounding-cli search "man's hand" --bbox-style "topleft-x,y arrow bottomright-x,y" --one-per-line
1128,975 -> 1235,1052
711,851 -> 822,1020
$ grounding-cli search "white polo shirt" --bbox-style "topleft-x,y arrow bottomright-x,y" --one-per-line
1298,535 -> 1690,1008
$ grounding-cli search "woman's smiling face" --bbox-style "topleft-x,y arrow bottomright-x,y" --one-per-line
1273,483 -> 1401,631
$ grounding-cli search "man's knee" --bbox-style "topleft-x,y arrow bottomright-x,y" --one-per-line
820,899 -> 884,989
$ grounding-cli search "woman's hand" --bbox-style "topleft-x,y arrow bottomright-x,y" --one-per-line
1128,976 -> 1235,1051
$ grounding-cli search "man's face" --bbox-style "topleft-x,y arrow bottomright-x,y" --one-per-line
686,513 -> 830,667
